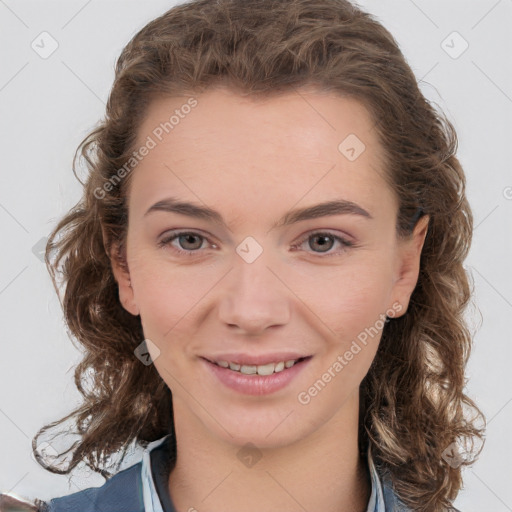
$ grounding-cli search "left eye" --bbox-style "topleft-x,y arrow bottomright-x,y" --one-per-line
291,231 -> 354,256
158,230 -> 354,257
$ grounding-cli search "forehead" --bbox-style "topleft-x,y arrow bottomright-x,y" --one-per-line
128,86 -> 395,222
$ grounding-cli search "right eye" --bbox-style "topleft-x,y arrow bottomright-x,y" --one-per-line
158,230 -> 217,257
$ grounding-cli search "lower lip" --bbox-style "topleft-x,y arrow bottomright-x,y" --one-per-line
202,357 -> 312,396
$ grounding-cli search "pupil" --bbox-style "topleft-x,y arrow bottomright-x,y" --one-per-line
311,235 -> 333,253
180,234 -> 201,250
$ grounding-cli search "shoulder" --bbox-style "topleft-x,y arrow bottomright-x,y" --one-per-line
380,474 -> 414,511
44,460 -> 144,512
1,435 -> 171,512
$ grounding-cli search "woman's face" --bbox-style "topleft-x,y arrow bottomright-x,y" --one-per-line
112,86 -> 428,449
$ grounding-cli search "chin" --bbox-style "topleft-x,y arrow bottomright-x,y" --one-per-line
201,404 -> 319,451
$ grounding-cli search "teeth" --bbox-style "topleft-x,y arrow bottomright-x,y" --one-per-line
274,361 -> 285,373
216,359 -> 302,375
240,365 -> 257,375
256,363 -> 274,376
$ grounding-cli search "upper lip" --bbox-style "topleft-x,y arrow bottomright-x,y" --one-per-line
202,353 -> 311,366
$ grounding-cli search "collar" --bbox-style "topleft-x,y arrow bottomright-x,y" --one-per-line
366,442 -> 386,511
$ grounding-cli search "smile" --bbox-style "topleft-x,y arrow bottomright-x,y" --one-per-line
212,357 -> 308,375
202,356 -> 313,395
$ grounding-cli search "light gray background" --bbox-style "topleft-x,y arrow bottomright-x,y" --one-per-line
1,0 -> 511,509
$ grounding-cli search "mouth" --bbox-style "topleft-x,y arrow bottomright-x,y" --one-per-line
202,356 -> 313,376
201,355 -> 313,395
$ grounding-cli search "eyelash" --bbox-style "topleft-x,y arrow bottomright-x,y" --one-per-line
158,230 -> 355,258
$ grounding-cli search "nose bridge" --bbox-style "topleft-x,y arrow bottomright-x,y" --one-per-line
217,238 -> 290,333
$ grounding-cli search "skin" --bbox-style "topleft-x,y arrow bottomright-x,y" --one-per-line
111,86 -> 429,512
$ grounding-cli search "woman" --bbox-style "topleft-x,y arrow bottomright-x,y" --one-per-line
1,0 -> 485,510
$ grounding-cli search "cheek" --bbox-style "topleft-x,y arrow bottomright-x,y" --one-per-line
292,260 -> 394,339
129,251 -> 222,344
295,272 -> 390,404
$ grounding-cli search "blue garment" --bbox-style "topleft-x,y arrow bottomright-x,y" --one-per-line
44,434 -> 412,512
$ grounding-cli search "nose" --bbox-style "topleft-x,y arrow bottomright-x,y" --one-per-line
217,248 -> 291,335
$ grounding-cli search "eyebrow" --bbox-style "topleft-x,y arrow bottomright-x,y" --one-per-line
144,196 -> 373,230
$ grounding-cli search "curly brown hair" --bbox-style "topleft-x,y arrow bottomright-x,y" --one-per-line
33,0 -> 485,510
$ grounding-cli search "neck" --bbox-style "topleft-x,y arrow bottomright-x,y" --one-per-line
168,390 -> 371,512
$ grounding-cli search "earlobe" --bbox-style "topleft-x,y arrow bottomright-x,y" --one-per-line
109,240 -> 140,317
389,214 -> 430,317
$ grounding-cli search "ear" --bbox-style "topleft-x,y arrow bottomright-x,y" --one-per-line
389,214 -> 430,318
105,229 -> 140,317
